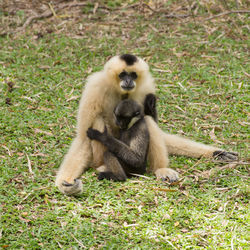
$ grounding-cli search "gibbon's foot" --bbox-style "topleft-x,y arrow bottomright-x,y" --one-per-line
98,172 -> 127,181
213,151 -> 239,162
58,179 -> 83,195
155,168 -> 179,183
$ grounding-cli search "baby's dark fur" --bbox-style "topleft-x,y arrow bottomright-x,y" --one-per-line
87,94 -> 156,181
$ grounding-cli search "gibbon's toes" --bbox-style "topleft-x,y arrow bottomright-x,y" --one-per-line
155,168 -> 179,183
98,172 -> 127,182
213,151 -> 239,162
59,179 -> 83,195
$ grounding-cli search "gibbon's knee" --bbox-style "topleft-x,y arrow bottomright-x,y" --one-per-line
145,116 -> 170,171
95,153 -> 127,182
103,151 -> 127,181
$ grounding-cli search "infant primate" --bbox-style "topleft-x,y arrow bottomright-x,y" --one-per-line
87,94 -> 156,181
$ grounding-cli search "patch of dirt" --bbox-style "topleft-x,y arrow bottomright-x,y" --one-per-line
0,0 -> 249,38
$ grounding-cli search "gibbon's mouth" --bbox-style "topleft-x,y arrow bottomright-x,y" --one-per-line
119,125 -> 128,130
121,86 -> 135,91
120,80 -> 136,92
114,118 -> 129,130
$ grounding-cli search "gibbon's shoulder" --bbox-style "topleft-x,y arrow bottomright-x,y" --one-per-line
85,71 -> 106,85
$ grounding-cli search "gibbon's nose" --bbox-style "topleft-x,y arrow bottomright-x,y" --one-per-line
122,80 -> 135,90
121,75 -> 135,90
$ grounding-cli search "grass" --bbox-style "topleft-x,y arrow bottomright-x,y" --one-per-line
0,0 -> 249,249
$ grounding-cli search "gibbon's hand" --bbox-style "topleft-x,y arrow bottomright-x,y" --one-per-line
87,126 -> 108,141
213,151 -> 239,161
144,93 -> 157,121
61,179 -> 83,195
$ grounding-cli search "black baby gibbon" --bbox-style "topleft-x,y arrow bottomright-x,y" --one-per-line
87,94 -> 157,181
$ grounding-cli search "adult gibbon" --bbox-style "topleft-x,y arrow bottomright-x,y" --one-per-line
55,54 -> 238,195
87,95 -> 156,181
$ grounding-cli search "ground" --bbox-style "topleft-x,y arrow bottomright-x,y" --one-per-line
0,0 -> 249,249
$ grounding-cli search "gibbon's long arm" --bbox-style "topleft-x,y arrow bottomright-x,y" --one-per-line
87,127 -> 147,168
76,72 -> 112,138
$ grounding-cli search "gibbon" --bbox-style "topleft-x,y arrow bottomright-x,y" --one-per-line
87,95 -> 156,181
55,54 -> 238,195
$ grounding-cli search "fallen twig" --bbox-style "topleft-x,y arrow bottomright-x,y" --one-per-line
20,2 -> 89,30
70,233 -> 86,249
129,173 -> 152,179
212,160 -> 250,165
198,162 -> 242,179
25,153 -> 34,176
153,188 -> 177,192
18,1 -> 192,31
205,10 -> 250,21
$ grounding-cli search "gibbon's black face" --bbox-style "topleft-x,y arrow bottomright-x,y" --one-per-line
118,71 -> 138,91
114,99 -> 142,130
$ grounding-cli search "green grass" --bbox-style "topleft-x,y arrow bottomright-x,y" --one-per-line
0,1 -> 249,249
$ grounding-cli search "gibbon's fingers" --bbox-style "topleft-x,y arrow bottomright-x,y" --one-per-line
87,127 -> 102,141
98,171 -> 127,181
155,168 -> 179,182
213,151 -> 239,161
59,179 -> 83,195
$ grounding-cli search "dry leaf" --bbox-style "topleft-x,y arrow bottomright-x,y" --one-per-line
34,128 -> 53,136
209,127 -> 224,144
66,96 -> 80,102
163,213 -> 171,220
153,188 -> 176,192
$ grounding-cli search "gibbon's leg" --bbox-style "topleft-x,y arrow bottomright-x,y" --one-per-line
145,116 -> 179,182
55,136 -> 92,195
91,116 -> 107,168
163,133 -> 238,161
98,151 -> 127,181
56,116 -> 109,195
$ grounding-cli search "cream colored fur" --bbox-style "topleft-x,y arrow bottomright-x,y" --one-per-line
55,55 -> 224,195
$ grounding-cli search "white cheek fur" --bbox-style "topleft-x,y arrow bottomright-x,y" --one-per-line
127,116 -> 140,129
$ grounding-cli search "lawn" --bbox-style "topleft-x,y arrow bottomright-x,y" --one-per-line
0,0 -> 249,249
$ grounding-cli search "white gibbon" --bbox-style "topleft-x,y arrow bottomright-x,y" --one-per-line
55,54 -> 238,195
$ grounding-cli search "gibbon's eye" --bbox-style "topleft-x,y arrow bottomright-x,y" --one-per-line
134,111 -> 140,116
130,72 -> 137,80
118,71 -> 127,79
